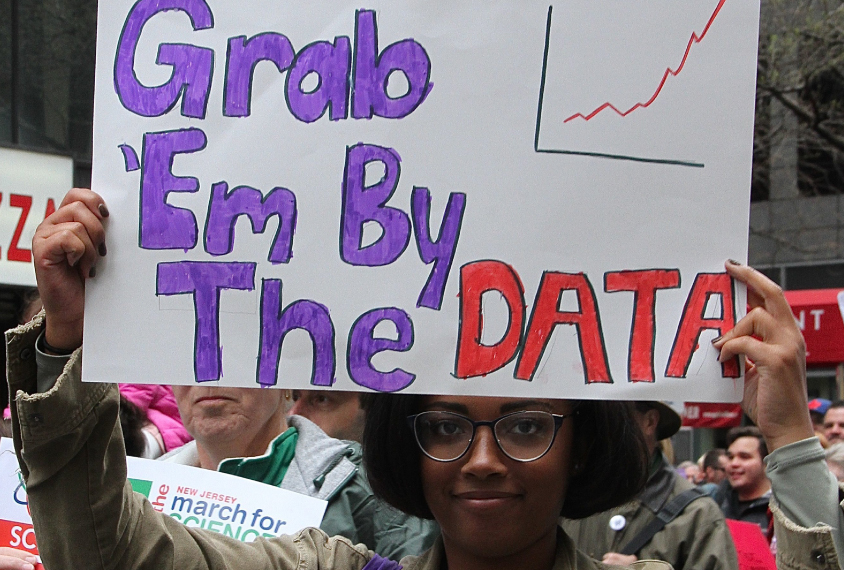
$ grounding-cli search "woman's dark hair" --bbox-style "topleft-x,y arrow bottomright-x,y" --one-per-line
119,394 -> 149,458
363,394 -> 649,520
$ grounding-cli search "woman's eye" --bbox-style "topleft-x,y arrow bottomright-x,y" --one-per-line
431,420 -> 464,436
509,419 -> 542,435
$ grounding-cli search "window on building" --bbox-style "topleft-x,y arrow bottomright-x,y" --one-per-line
751,91 -> 771,202
16,0 -> 97,159
786,263 -> 844,290
0,0 -> 12,143
797,69 -> 844,197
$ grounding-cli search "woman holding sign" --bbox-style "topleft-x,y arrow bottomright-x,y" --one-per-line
4,188 -> 840,570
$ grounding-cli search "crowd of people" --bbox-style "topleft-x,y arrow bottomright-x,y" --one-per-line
1,188 -> 843,570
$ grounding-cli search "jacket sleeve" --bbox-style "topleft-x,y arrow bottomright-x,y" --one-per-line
5,316 -> 372,570
767,438 -> 844,570
369,501 -> 440,560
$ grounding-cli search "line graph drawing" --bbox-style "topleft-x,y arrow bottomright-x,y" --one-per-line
564,0 -> 725,123
532,0 -> 736,168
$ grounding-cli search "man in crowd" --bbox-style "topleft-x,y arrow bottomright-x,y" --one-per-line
823,400 -> 844,445
289,389 -> 367,442
698,449 -> 728,497
714,426 -> 772,538
562,401 -> 738,570
809,398 -> 832,433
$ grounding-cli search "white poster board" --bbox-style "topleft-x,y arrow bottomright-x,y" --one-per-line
0,148 -> 72,287
85,0 -> 759,401
0,439 -> 326,546
125,456 -> 327,538
0,439 -> 37,557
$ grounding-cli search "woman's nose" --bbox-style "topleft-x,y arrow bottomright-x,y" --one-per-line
461,426 -> 508,478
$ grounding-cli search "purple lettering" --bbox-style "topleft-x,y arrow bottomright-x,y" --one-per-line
348,308 -> 415,392
156,262 -> 256,382
114,0 -> 214,118
140,128 -> 207,250
204,182 -> 297,264
411,187 -> 466,310
258,279 -> 336,387
340,143 -> 411,266
286,39 -> 351,122
224,33 -> 295,117
352,10 -> 432,120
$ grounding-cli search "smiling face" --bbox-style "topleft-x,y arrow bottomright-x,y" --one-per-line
171,386 -> 287,460
419,396 -> 574,565
726,436 -> 769,500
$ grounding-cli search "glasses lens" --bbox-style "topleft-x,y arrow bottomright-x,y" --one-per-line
414,411 -> 473,461
495,411 -> 557,461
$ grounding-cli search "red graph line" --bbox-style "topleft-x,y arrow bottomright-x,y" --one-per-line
564,0 -> 726,123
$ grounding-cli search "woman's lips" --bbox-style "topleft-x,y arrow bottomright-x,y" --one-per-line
456,490 -> 519,499
453,490 -> 521,509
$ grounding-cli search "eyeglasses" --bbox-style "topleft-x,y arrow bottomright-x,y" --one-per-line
407,410 -> 577,463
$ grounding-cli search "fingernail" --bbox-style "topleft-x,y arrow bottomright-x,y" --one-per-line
68,252 -> 82,267
89,266 -> 97,278
98,203 -> 110,218
711,335 -> 723,344
727,259 -> 742,266
22,564 -> 34,570
98,241 -> 107,256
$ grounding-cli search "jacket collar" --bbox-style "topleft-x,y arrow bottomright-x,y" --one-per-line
278,415 -> 360,501
638,452 -> 676,514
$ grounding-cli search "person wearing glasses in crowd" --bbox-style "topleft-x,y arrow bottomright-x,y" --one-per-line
698,449 -> 728,497
3,188 -> 843,570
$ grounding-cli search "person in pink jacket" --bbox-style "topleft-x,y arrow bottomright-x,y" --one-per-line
118,383 -> 193,457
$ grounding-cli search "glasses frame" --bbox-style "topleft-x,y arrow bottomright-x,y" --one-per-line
406,409 -> 578,463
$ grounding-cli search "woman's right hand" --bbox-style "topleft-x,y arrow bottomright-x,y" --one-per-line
32,188 -> 108,352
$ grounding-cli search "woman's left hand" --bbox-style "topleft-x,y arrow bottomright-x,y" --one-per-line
0,548 -> 39,570
712,261 -> 814,452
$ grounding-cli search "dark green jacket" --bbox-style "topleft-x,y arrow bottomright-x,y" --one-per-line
561,454 -> 738,570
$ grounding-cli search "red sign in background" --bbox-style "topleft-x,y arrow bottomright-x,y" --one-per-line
784,289 -> 844,366
682,402 -> 743,428
0,519 -> 37,554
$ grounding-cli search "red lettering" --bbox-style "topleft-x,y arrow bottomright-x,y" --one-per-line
8,194 -> 33,262
666,273 -> 739,378
605,269 -> 681,382
455,260 -> 525,378
515,272 -> 611,383
44,198 -> 56,219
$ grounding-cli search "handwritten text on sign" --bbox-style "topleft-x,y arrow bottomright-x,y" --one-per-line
85,0 -> 760,400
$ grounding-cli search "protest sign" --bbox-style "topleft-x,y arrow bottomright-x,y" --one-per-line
0,148 -> 71,287
85,0 -> 759,401
0,439 -> 327,545
0,439 -> 39,559
126,456 -> 327,538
